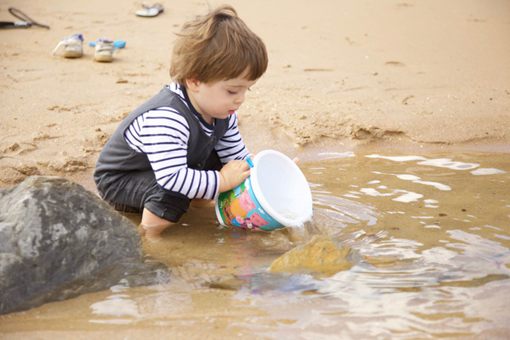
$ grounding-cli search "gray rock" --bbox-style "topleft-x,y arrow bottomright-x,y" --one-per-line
0,176 -> 168,315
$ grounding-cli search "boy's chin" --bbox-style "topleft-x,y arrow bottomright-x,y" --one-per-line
215,113 -> 230,119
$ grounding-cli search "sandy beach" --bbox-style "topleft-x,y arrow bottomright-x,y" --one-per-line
1,0 -> 509,190
1,1 -> 510,338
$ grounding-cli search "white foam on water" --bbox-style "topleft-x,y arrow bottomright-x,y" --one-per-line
360,187 -> 424,203
110,281 -> 129,293
424,198 -> 439,208
396,174 -> 420,181
318,151 -> 355,160
415,179 -> 451,191
424,224 -> 441,229
343,191 -> 360,198
392,191 -> 423,203
411,216 -> 434,219
90,295 -> 141,318
470,168 -> 506,176
89,319 -> 134,325
360,188 -> 394,197
365,154 -> 427,162
482,224 -> 503,231
387,211 -> 406,215
418,158 -> 479,170
495,233 -> 510,241
366,154 -> 504,179
395,173 -> 451,191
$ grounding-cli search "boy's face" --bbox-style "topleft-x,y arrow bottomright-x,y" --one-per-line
186,73 -> 257,124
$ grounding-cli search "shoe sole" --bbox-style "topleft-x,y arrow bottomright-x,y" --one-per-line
62,45 -> 83,58
94,54 -> 113,62
63,51 -> 83,58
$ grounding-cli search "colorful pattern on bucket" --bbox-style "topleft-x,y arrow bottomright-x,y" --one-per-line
216,177 -> 282,231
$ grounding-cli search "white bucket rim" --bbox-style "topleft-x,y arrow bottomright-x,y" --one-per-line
250,150 -> 313,227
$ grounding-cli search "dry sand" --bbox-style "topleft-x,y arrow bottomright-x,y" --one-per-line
1,0 -> 509,189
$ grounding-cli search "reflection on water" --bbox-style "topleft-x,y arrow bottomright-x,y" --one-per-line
1,151 -> 509,339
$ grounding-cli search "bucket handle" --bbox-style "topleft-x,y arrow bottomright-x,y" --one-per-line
246,157 -> 254,168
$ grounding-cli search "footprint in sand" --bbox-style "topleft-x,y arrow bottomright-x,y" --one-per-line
1,142 -> 37,155
385,61 -> 405,67
0,165 -> 41,186
47,105 -> 72,113
94,128 -> 109,146
303,68 -> 334,72
32,133 -> 61,142
46,158 -> 88,173
83,128 -> 110,154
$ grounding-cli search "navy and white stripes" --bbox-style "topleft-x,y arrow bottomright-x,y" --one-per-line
124,84 -> 249,200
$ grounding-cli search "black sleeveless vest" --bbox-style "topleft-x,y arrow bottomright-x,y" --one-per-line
94,86 -> 228,176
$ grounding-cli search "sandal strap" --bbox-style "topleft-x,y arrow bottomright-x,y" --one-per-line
8,7 -> 50,29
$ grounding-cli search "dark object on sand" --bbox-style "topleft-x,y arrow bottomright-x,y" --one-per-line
0,176 -> 168,315
0,7 -> 50,29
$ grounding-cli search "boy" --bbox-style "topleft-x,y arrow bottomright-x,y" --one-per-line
94,5 -> 268,237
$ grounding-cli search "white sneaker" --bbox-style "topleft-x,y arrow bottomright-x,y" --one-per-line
52,34 -> 84,58
94,39 -> 115,62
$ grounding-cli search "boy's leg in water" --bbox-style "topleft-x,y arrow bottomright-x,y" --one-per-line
142,199 -> 213,237
96,170 -> 188,238
140,208 -> 176,238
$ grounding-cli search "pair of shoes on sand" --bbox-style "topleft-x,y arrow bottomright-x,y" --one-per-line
52,34 -> 117,62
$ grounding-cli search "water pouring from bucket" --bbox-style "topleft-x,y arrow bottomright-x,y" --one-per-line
215,150 -> 313,231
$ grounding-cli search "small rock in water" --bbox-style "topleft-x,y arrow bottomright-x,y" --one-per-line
269,235 -> 352,276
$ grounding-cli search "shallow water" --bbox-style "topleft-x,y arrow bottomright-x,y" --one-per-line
1,151 -> 509,339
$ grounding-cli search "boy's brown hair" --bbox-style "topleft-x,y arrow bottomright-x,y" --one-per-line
170,5 -> 268,85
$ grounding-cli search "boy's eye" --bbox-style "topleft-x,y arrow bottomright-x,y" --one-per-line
227,90 -> 238,95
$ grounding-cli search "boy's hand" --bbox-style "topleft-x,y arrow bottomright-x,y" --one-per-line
219,159 -> 250,193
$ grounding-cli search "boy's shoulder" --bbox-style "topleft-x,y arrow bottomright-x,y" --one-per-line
166,83 -> 186,100
134,84 -> 189,118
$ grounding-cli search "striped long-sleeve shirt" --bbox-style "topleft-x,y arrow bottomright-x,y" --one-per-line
123,83 -> 249,200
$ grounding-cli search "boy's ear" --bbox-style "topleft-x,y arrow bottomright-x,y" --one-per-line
185,78 -> 201,92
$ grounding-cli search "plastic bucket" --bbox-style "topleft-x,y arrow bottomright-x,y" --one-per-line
215,150 -> 313,231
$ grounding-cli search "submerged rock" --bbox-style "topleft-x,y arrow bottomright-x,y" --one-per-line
0,176 -> 168,315
209,272 -> 323,293
269,235 -> 352,276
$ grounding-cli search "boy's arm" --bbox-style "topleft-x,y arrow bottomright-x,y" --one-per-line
126,108 -> 220,200
215,113 -> 250,163
127,109 -> 251,199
